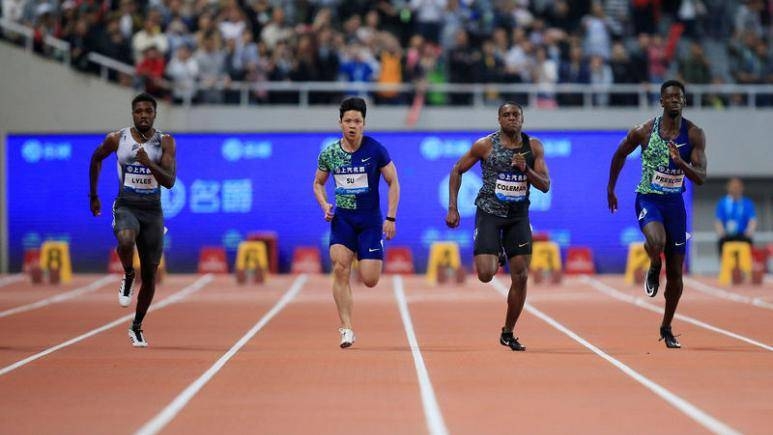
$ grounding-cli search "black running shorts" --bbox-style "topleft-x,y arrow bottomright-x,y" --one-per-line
112,201 -> 165,268
473,208 -> 532,258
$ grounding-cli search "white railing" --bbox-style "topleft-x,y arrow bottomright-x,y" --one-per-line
1,17 -> 70,66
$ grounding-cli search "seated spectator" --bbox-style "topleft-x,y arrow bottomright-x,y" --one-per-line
715,177 -> 758,255
135,45 -> 167,96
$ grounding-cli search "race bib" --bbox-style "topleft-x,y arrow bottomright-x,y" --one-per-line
124,164 -> 158,193
495,173 -> 528,202
334,172 -> 369,195
650,168 -> 684,194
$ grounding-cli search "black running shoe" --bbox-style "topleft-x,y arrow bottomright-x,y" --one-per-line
644,264 -> 661,297
500,329 -> 526,351
659,326 -> 681,349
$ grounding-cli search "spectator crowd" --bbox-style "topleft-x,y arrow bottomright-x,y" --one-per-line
2,0 -> 771,106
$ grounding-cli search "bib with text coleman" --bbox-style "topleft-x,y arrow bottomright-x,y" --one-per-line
123,163 -> 159,194
334,165 -> 369,195
495,173 -> 528,202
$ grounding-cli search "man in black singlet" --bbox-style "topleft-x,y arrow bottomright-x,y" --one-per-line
446,102 -> 551,351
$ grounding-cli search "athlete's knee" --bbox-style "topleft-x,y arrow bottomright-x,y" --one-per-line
116,238 -> 134,252
332,261 -> 351,278
477,270 -> 495,283
140,265 -> 157,283
513,268 -> 528,285
362,275 -> 380,288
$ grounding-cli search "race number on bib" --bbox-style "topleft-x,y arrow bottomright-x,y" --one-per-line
124,164 -> 158,193
650,169 -> 684,194
334,172 -> 369,195
495,173 -> 528,202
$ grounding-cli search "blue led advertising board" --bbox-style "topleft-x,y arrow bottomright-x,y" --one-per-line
6,131 -> 691,273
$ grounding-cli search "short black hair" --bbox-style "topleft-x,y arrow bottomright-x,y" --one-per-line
660,80 -> 685,96
132,92 -> 157,110
339,97 -> 367,119
498,101 -> 523,116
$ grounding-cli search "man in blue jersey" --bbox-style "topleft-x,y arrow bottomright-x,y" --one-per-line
715,177 -> 757,255
89,93 -> 177,348
446,102 -> 551,351
607,80 -> 707,349
313,97 -> 401,348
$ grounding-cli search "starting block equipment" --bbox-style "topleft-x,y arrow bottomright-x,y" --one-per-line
719,242 -> 752,285
624,243 -> 649,285
530,241 -> 562,284
426,241 -> 462,284
751,248 -> 768,285
39,241 -> 72,284
564,246 -> 595,275
198,246 -> 229,274
384,246 -> 415,274
235,241 -> 269,284
291,246 -> 323,273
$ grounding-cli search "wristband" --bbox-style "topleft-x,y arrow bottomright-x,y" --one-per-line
385,216 -> 396,222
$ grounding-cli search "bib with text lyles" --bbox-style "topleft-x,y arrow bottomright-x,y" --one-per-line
123,164 -> 158,194
650,166 -> 684,194
334,166 -> 369,195
495,173 -> 528,202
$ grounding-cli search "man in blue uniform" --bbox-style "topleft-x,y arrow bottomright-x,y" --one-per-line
446,102 -> 551,351
89,93 -> 177,348
607,80 -> 707,348
313,97 -> 400,348
715,177 -> 757,255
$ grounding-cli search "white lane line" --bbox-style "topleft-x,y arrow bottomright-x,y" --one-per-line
0,274 -> 25,287
583,276 -> 773,352
684,277 -> 773,310
0,275 -> 118,318
135,274 -> 308,435
0,274 -> 214,377
491,277 -> 742,435
393,275 -> 449,435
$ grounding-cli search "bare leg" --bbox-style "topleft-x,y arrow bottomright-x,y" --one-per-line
133,263 -> 158,326
330,245 -> 355,329
642,221 -> 666,268
503,255 -> 530,332
358,259 -> 383,288
661,251 -> 685,328
474,254 -> 499,283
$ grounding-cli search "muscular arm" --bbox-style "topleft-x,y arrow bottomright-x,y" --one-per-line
524,138 -> 550,192
140,134 -> 176,188
448,138 -> 489,211
89,132 -> 119,198
312,169 -> 335,220
446,138 -> 489,228
380,162 -> 400,239
678,124 -> 707,185
607,122 -> 649,212
380,162 -> 400,219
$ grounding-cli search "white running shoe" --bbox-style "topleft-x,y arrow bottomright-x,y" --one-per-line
128,327 -> 148,347
339,328 -> 356,348
118,273 -> 135,307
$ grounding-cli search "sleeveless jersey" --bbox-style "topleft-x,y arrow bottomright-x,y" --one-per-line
636,116 -> 693,195
317,135 -> 391,213
115,127 -> 164,208
475,131 -> 535,218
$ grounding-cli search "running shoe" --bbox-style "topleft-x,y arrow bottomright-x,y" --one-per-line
118,272 -> 135,307
500,328 -> 526,351
659,326 -> 681,349
128,326 -> 148,348
339,328 -> 356,348
644,264 -> 661,297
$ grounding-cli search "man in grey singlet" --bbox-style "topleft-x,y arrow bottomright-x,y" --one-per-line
89,93 -> 177,348
446,102 -> 551,351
